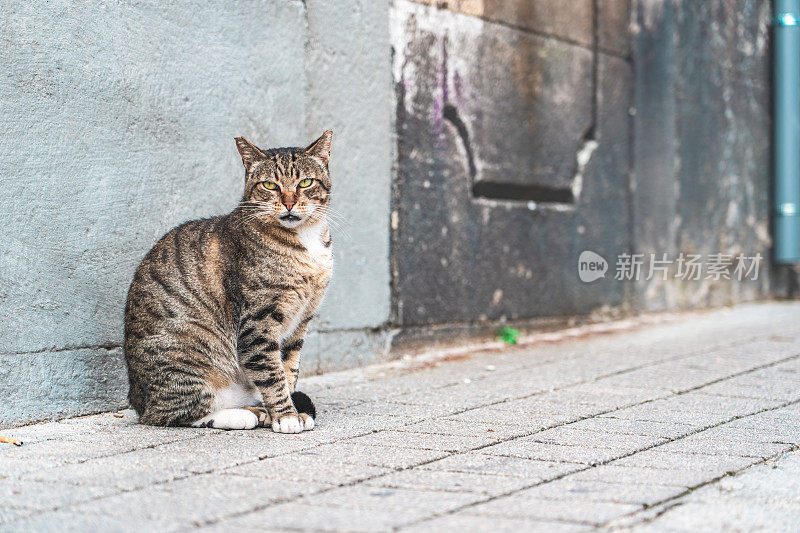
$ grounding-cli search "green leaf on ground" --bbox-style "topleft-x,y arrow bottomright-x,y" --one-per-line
497,326 -> 520,345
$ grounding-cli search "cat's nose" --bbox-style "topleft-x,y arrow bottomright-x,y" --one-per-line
283,199 -> 296,211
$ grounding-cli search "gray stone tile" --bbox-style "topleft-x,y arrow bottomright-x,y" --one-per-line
0,420 -> 107,445
347,429 -> 494,452
342,402 -> 455,419
68,424 -> 205,450
599,406 -> 731,427
19,447 -> 197,490
305,395 -> 369,411
297,412 -> 417,444
0,478 -> 118,511
611,449 -> 759,473
722,417 -> 800,444
632,499 -> 800,533
215,502 -> 407,532
520,478 -> 686,506
568,465 -> 716,487
530,426 -> 667,449
503,396 -> 609,419
0,507 -> 35,526
733,407 -> 800,427
364,468 -> 531,496
480,438 -> 631,465
0,436 -> 156,476
69,474 -> 327,525
624,449 -> 800,531
695,424 -> 800,446
18,430 -> 314,490
400,418 -> 530,440
661,392 -> 781,415
698,379 -> 800,401
222,451 -> 391,485
402,514 -> 595,532
144,431 -> 321,472
464,494 -> 641,525
655,437 -> 792,459
391,381 -> 520,409
420,452 -> 583,480
304,485 -> 483,521
0,511 -> 184,532
596,366 -> 721,391
567,417 -> 697,438
538,385 -> 668,409
308,442 -> 448,470
444,406 -> 571,428
711,468 -> 800,503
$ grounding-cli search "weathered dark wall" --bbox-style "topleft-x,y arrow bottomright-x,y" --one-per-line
391,0 -> 633,331
633,0 -> 772,309
391,0 -> 774,335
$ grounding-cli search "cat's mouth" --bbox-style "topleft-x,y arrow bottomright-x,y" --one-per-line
280,213 -> 302,223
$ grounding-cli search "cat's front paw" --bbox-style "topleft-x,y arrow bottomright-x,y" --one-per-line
272,414 -> 303,434
298,413 -> 315,431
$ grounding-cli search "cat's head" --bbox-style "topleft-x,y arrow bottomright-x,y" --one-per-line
235,131 -> 332,229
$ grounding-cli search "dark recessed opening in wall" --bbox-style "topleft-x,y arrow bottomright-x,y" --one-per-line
443,103 -> 578,204
471,181 -> 575,203
442,104 -> 478,179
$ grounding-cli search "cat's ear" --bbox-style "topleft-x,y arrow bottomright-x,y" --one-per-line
234,137 -> 265,171
305,130 -> 333,165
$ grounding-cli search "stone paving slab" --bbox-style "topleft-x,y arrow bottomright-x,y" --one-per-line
417,451 -> 582,480
401,514 -> 595,532
521,478 -> 687,506
1,301 -> 800,531
610,449 -> 760,472
362,468 -> 532,496
612,450 -> 800,531
463,496 -> 643,525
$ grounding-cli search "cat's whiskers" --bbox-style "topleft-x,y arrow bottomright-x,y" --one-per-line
237,201 -> 349,239
307,204 -> 351,241
235,206 -> 274,228
314,210 -> 350,234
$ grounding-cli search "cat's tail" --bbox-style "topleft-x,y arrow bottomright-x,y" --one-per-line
291,391 -> 316,419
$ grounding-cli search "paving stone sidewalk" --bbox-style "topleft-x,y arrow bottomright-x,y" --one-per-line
2,301 -> 800,532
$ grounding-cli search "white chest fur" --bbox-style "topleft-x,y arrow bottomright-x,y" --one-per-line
277,221 -> 332,343
296,221 -> 332,264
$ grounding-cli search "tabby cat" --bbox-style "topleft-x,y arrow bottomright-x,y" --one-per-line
124,131 -> 334,433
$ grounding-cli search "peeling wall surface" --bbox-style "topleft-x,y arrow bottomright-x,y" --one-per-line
0,0 -> 778,425
632,0 -> 772,309
0,0 -> 392,426
391,0 -> 632,328
391,0 -> 774,338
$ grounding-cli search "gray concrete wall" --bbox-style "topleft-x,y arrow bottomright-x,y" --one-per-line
0,0 -> 392,426
304,0 -> 395,373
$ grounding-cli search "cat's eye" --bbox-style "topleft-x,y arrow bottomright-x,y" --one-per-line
261,181 -> 279,190
298,178 -> 313,188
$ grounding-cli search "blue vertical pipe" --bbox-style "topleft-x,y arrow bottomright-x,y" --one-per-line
775,0 -> 800,264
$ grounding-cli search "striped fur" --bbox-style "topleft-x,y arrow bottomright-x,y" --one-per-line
124,132 -> 333,431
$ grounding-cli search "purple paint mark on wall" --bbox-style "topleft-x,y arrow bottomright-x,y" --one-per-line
441,37 -> 450,104
453,71 -> 466,106
431,36 -> 450,149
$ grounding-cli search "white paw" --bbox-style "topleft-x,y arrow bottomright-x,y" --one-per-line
299,413 -> 315,430
272,415 -> 303,434
192,409 -> 258,430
